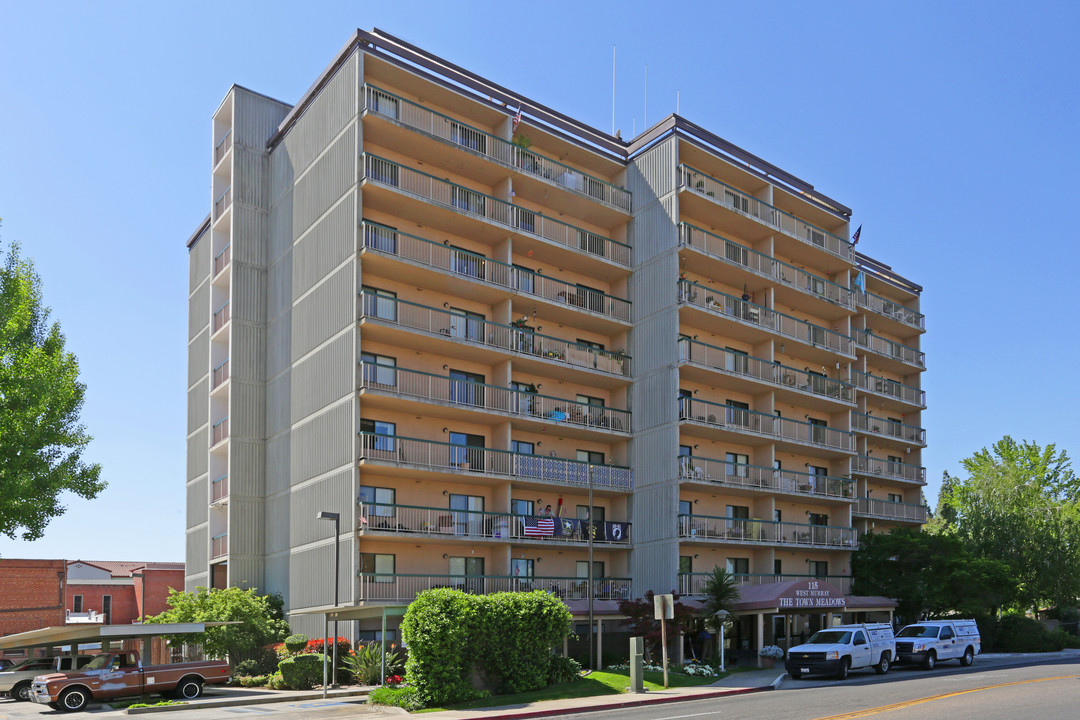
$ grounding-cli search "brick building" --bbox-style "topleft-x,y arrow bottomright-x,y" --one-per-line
0,559 -> 66,638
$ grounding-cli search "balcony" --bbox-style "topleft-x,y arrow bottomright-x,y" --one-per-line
851,328 -> 925,370
850,369 -> 925,408
679,223 -> 853,311
856,289 -> 924,331
211,359 -> 230,390
358,293 -> 631,379
358,503 -> 630,545
358,433 -> 632,492
678,456 -> 854,502
853,497 -> 928,523
361,85 -> 631,213
213,243 -> 231,277
851,412 -> 926,447
357,573 -> 631,602
679,573 -> 853,596
211,475 -> 229,503
212,301 -> 230,334
210,533 -> 228,559
361,153 -> 630,267
678,337 -> 854,408
213,129 -> 232,166
678,281 -> 853,359
214,186 -> 231,219
359,363 -> 630,433
211,417 -> 229,446
679,397 -> 855,455
851,455 -> 926,484
678,165 -> 853,262
678,514 -> 857,549
360,221 -> 631,325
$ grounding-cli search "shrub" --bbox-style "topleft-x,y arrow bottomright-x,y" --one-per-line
368,686 -> 423,711
238,675 -> 269,687
547,655 -> 582,685
306,637 -> 351,656
1047,629 -> 1073,651
284,634 -> 310,655
235,648 -> 278,677
278,653 -> 329,690
343,642 -> 404,686
266,671 -> 287,690
996,614 -> 1058,652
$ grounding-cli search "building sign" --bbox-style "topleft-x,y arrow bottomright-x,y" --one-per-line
777,580 -> 846,609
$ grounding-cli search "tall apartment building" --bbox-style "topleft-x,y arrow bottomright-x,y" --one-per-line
185,29 -> 926,648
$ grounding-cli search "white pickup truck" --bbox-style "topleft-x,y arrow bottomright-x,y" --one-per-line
785,623 -> 896,680
0,656 -> 94,701
895,619 -> 980,669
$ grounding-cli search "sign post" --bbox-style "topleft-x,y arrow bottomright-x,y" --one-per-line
654,594 -> 674,688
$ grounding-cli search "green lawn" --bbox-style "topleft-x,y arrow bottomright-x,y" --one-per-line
419,668 -> 720,712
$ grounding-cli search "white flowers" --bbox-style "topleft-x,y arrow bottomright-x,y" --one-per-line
605,662 -> 718,676
759,645 -> 785,659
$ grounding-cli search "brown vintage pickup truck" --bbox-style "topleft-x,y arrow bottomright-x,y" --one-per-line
29,650 -> 230,711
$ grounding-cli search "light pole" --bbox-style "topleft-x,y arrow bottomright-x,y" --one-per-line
715,610 -> 730,672
587,464 -> 594,672
317,511 -> 340,691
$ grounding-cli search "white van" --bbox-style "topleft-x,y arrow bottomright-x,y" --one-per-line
785,623 -> 896,679
895,619 -> 980,669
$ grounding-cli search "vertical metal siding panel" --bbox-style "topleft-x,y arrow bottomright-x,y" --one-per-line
187,379 -> 208,433
189,235 -> 211,292
228,557 -> 265,596
233,90 -> 292,151
289,545 -> 335,608
266,372 -> 291,438
288,469 -> 353,547
265,435 -> 291,498
229,497 -> 265,557
233,205 -> 269,268
232,263 -> 266,326
291,333 -> 353,421
234,149 -> 270,214
230,439 -> 265,498
264,554 -> 289,605
267,250 -> 293,324
290,402 -> 353,486
187,429 -> 208,479
282,52 -> 358,178
268,192 -> 294,264
292,133 -> 356,242
188,283 -> 210,339
186,528 -> 208,577
292,200 -> 355,299
264,496 -> 290,555
266,313 -> 291,382
187,329 -> 209,387
291,264 -> 353,362
231,323 -> 265,385
186,478 -> 208,526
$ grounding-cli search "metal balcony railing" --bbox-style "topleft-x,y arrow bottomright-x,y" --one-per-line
212,301 -> 230,333
678,456 -> 854,500
212,359 -> 230,390
678,573 -> 853,596
359,293 -> 631,377
361,154 -> 630,266
214,186 -> 231,219
850,369 -> 925,407
210,533 -> 228,559
854,497 -> 928,522
358,573 -> 631,602
211,475 -> 229,502
678,514 -> 857,548
679,223 -> 853,308
678,397 -> 855,453
213,129 -> 232,165
213,243 -> 231,276
678,165 -> 853,262
851,328 -> 925,368
855,289 -> 924,330
677,338 -> 854,404
357,433 -> 632,491
359,363 -> 630,432
361,221 -> 631,322
358,503 -> 630,544
850,412 -> 926,445
211,417 -> 229,446
851,455 -> 926,483
678,281 -> 852,356
362,85 -> 632,212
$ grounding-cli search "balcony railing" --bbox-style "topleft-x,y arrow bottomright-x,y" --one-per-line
856,289 -> 924,330
678,456 -> 854,500
212,359 -> 230,390
678,573 -> 853,596
679,223 -> 853,308
213,129 -> 232,165
358,433 -> 632,491
851,328 -> 925,368
210,533 -> 228,559
359,293 -> 631,377
677,337 -> 854,404
850,369 -> 925,407
851,455 -> 926,483
214,186 -> 232,219
213,243 -> 231,276
359,363 -> 630,432
678,397 -> 855,453
362,85 -> 632,212
361,154 -> 630,266
854,497 -> 928,522
211,475 -> 229,502
678,165 -> 853,262
678,281 -> 852,356
359,503 -> 630,544
212,301 -> 230,333
358,573 -> 631,602
850,412 -> 926,445
361,221 -> 631,322
678,514 -> 857,548
211,417 -> 229,446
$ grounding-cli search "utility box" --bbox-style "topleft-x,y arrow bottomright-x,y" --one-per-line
629,636 -> 644,693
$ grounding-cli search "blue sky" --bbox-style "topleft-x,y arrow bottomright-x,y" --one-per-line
1,1 -> 1077,562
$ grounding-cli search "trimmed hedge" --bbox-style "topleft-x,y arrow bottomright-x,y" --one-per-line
401,589 -> 572,707
278,653 -> 329,690
368,685 -> 423,711
284,634 -> 309,654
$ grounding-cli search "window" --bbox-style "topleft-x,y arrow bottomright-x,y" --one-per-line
679,500 -> 693,516
724,239 -> 749,267
449,557 -> 485,593
808,417 -> 828,443
449,369 -> 485,407
361,286 -> 397,321
360,352 -> 397,388
774,559 -> 782,575
888,455 -> 904,475
451,186 -> 486,215
449,121 -> 487,153
577,450 -> 605,465
808,370 -> 828,394
726,452 -> 749,478
726,400 -> 750,427
678,389 -> 693,419
511,558 -> 535,578
808,560 -> 828,577
725,347 -> 749,375
449,494 -> 484,535
512,440 -> 534,457
724,188 -> 750,214
449,432 -> 485,468
887,417 -> 904,439
370,91 -> 399,119
449,307 -> 485,341
727,505 -> 749,535
363,221 -> 398,253
577,394 -> 605,408
578,230 -> 606,258
358,486 -> 396,516
511,382 -> 537,414
575,283 -> 606,313
576,338 -> 605,353
726,558 -> 750,575
513,264 -> 535,293
368,156 -> 399,185
774,509 -> 782,523
888,493 -> 903,504
679,556 -> 693,575
808,513 -> 829,526
808,465 -> 828,492
357,629 -> 397,644
576,560 -> 604,578
511,499 -> 534,516
727,505 -> 750,519
72,595 -> 83,613
577,505 -> 605,523
360,553 -> 396,581
449,245 -> 485,279
359,419 -> 396,453
102,596 -> 112,624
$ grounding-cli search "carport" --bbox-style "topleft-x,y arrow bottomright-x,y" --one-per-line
0,622 -> 229,663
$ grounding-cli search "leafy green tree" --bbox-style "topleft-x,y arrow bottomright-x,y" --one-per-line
144,587 -> 290,665
0,237 -> 104,540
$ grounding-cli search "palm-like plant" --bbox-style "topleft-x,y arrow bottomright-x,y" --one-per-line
701,566 -> 740,664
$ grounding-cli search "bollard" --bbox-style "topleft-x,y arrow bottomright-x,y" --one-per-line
629,636 -> 644,693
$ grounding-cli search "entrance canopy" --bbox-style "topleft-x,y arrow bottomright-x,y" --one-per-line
0,623 -> 234,653
730,579 -> 896,614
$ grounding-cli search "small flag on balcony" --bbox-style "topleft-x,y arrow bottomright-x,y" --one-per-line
851,225 -> 862,246
523,516 -> 555,537
512,106 -> 523,133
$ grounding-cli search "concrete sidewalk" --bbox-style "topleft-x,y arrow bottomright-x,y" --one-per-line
416,668 -> 784,720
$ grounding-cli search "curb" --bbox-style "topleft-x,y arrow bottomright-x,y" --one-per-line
124,688 -> 370,714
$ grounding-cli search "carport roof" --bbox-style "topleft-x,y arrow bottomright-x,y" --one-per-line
0,623 -> 234,652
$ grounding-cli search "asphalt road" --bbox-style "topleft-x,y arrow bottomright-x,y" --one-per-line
0,697 -> 385,720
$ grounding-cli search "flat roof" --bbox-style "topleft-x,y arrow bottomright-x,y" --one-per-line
0,623 -> 233,652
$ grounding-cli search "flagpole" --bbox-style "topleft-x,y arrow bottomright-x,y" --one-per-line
588,463 -> 595,672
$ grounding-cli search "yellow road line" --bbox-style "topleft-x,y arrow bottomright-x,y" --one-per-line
812,674 -> 1080,719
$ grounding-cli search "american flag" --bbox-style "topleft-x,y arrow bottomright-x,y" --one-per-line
523,516 -> 555,537
512,106 -> 523,133
851,224 -> 862,246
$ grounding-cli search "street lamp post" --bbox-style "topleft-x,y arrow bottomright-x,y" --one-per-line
317,511 -> 341,693
715,610 -> 730,672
